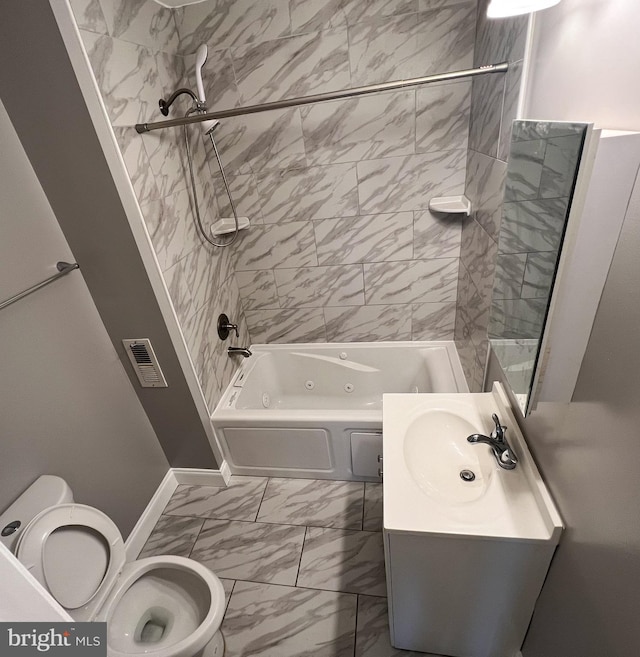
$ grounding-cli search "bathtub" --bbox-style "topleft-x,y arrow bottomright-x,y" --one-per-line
211,341 -> 468,481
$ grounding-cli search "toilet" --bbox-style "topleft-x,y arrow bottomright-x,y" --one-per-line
0,476 -> 226,657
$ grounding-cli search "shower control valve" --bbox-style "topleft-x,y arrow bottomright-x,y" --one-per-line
217,313 -> 239,340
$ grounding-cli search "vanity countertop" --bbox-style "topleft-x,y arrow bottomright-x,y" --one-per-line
382,382 -> 563,543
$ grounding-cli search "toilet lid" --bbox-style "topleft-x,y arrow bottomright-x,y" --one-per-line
17,504 -> 125,613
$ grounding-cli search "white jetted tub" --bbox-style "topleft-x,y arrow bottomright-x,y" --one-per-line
212,342 -> 468,481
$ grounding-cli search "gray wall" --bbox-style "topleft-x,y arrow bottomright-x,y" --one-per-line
0,1 -> 217,469
526,184 -> 640,654
486,170 -> 640,654
485,1 -> 640,654
524,0 -> 640,130
0,98 -> 169,536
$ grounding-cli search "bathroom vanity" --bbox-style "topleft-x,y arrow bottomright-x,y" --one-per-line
382,383 -> 562,657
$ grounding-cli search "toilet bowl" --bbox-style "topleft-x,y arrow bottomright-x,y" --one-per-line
97,556 -> 224,657
5,490 -> 225,657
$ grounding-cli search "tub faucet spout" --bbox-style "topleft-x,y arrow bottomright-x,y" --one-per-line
228,346 -> 252,358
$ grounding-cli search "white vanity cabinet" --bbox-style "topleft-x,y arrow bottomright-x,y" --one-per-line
382,384 -> 563,657
383,530 -> 558,657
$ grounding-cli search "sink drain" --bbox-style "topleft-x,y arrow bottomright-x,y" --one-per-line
460,469 -> 476,482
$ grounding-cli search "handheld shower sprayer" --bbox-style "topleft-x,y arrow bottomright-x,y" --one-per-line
194,44 -> 219,135
157,43 -> 240,248
195,44 -> 208,104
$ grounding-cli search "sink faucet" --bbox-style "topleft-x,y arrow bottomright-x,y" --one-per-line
228,346 -> 252,358
467,413 -> 518,470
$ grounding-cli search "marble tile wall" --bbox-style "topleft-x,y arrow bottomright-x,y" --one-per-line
176,0 -> 479,343
455,0 -> 528,391
489,121 -> 585,340
70,0 -> 251,414
71,0 -> 515,408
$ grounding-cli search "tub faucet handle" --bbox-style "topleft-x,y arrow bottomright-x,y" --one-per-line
217,313 -> 239,340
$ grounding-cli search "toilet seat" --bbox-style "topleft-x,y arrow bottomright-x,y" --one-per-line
17,503 -> 126,621
17,504 -> 226,657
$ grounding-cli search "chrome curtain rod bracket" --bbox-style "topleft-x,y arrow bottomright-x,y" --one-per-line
135,62 -> 509,134
0,261 -> 80,312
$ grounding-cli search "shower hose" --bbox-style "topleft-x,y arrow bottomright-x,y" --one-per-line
183,116 -> 241,248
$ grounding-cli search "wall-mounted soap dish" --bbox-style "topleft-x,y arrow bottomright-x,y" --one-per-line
428,195 -> 472,216
210,216 -> 250,237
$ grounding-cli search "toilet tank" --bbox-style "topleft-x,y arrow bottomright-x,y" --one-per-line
0,475 -> 74,553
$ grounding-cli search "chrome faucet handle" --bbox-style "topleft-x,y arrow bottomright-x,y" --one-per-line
467,413 -> 517,470
491,413 -> 506,443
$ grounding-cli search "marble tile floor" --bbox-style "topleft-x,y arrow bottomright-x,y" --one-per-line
139,476 -> 426,656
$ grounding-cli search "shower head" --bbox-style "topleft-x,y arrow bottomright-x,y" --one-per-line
195,44 -> 208,103
194,43 -> 218,134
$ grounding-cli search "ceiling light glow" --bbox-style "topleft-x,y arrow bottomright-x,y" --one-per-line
487,0 -> 561,18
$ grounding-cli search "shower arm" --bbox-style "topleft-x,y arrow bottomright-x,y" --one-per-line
136,62 -> 509,133
158,87 -> 203,116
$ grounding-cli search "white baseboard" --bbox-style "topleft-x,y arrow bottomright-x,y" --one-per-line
124,469 -> 178,560
124,466 -> 230,560
172,466 -> 228,487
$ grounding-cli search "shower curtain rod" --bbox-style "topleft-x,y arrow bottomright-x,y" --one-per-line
135,62 -> 508,134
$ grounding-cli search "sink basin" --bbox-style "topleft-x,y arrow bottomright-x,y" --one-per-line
383,385 -> 564,538
403,408 -> 494,504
